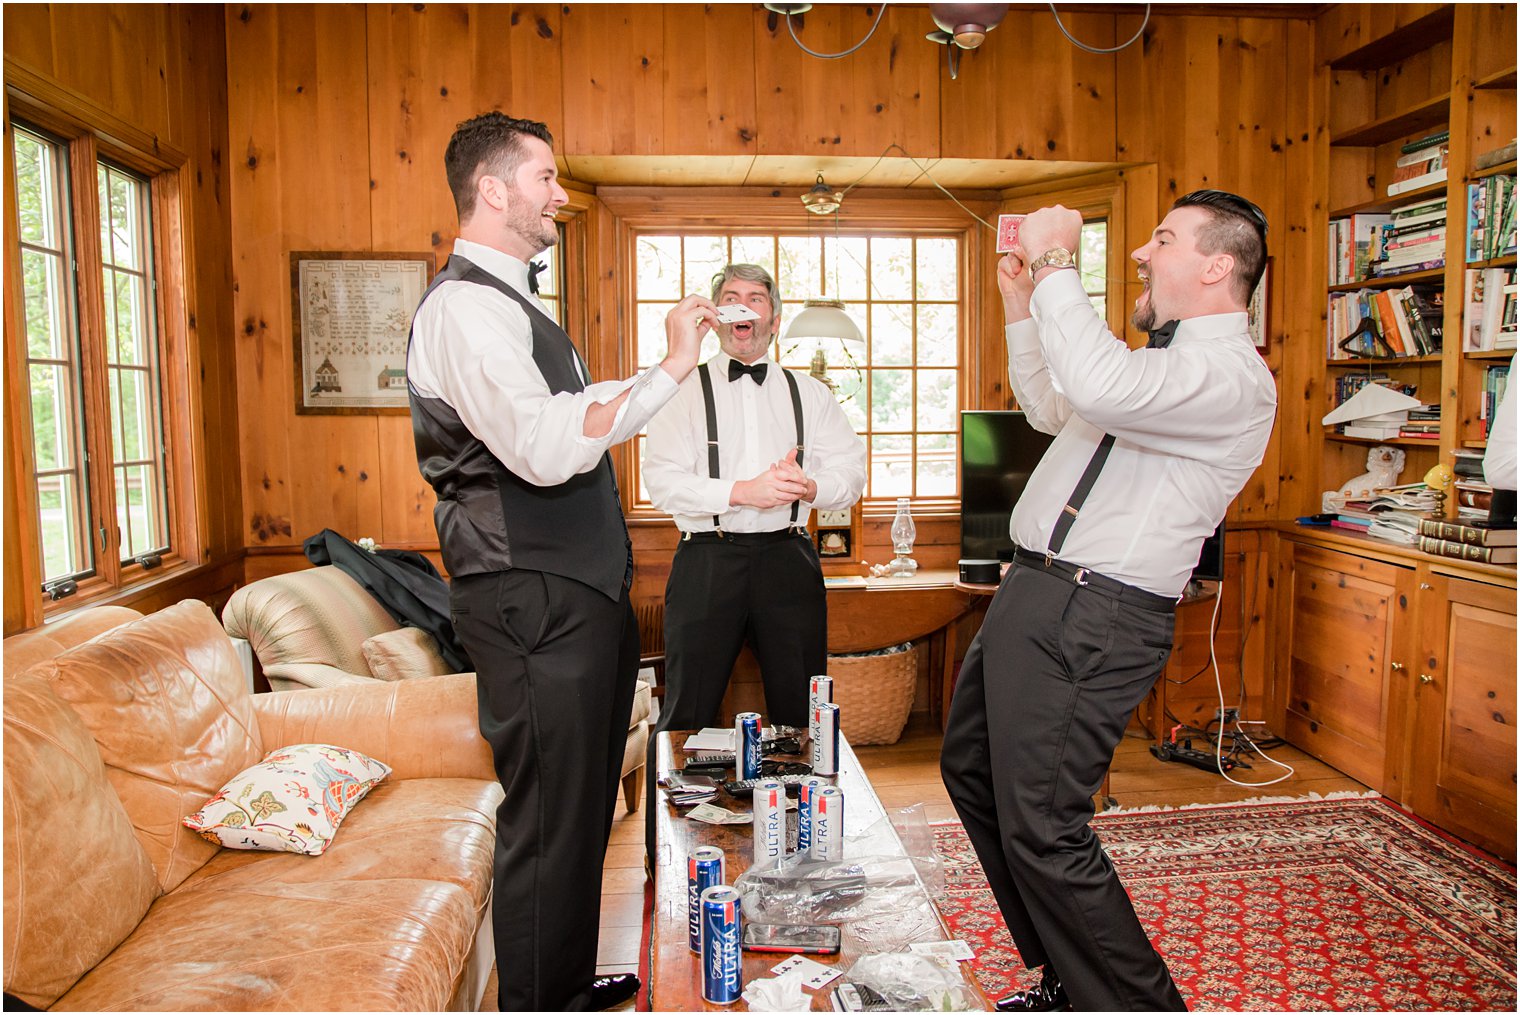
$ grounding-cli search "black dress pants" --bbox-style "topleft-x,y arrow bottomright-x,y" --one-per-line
656,531 -> 825,733
449,569 -> 640,1012
940,561 -> 1186,1012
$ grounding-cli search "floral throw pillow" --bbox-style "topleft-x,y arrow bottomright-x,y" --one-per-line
184,743 -> 391,855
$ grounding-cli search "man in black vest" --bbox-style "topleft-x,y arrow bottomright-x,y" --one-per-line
643,264 -> 866,733
407,112 -> 716,1012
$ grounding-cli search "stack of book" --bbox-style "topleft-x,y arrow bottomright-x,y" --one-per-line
1328,212 -> 1392,285
1481,362 -> 1512,438
1465,174 -> 1518,263
1336,486 -> 1442,545
1452,449 -> 1492,519
1416,518 -> 1517,565
1371,197 -> 1447,276
1329,377 -> 1420,438
1399,403 -> 1442,440
1387,131 -> 1449,197
1463,267 -> 1518,351
1326,284 -> 1443,357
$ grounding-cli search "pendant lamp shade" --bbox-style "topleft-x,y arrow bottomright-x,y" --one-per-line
783,298 -> 865,348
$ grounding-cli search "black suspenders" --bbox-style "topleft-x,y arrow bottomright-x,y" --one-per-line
695,362 -> 806,535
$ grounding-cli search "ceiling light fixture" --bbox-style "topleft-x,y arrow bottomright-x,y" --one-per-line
766,3 -> 1153,81
800,172 -> 842,216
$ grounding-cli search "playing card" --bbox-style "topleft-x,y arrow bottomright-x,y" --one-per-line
996,214 -> 1026,254
768,955 -> 809,978
714,303 -> 762,323
909,939 -> 976,961
800,963 -> 844,989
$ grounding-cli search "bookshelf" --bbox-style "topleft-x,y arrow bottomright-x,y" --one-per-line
1317,4 -> 1516,513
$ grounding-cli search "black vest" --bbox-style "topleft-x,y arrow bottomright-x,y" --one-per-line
407,255 -> 631,600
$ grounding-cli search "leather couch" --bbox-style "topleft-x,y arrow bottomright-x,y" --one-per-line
222,565 -> 651,812
3,600 -> 502,1011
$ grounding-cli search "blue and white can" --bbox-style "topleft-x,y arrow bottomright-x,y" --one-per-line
687,846 -> 725,953
810,785 -> 845,861
751,777 -> 786,870
808,675 -> 833,746
700,884 -> 744,1005
795,776 -> 828,853
735,711 -> 762,780
812,702 -> 840,776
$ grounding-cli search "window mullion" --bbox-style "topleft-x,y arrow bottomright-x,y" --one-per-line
66,133 -> 120,584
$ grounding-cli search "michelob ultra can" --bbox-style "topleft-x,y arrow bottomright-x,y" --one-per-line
751,778 -> 786,870
735,711 -> 762,780
808,675 -> 833,746
700,885 -> 743,1005
810,785 -> 845,861
686,846 -> 725,953
812,702 -> 840,776
795,776 -> 828,853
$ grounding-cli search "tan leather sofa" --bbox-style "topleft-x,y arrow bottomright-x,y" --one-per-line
222,565 -> 651,811
3,601 -> 502,1011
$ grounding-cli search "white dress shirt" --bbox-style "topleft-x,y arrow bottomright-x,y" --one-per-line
1007,269 -> 1278,597
1482,352 -> 1516,490
408,238 -> 678,487
643,352 -> 867,533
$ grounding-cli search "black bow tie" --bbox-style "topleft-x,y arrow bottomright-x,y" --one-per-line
729,360 -> 768,384
1147,320 -> 1179,349
527,260 -> 546,294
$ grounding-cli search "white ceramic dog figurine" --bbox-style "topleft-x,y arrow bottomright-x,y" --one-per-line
1323,446 -> 1406,510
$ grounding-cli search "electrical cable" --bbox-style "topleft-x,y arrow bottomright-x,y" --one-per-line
1209,583 -> 1295,788
783,3 -> 888,60
1047,3 -> 1151,55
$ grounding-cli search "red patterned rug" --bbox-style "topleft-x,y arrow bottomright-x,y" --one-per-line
934,795 -> 1517,1011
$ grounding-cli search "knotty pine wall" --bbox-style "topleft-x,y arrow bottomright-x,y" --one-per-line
3,4 -> 241,634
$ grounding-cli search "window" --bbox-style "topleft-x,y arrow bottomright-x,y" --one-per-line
10,121 -> 174,600
630,231 -> 962,504
1078,218 -> 1109,321
529,222 -> 566,325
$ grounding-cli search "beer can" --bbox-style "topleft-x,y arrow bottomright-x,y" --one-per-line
700,885 -> 744,1005
808,675 -> 833,748
810,785 -> 845,861
795,776 -> 828,853
751,778 -> 786,870
735,711 -> 762,780
812,702 -> 840,776
686,846 -> 726,953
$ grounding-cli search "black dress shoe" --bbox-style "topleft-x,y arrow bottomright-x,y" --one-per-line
995,966 -> 1069,1012
587,973 -> 640,1010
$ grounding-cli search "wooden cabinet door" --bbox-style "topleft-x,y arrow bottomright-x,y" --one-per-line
1409,575 -> 1517,861
1278,543 -> 1415,793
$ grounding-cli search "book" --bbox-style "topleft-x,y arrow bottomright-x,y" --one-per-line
1474,139 -> 1517,170
1400,129 -> 1449,155
1417,535 -> 1518,564
1388,167 -> 1448,197
1417,518 -> 1518,546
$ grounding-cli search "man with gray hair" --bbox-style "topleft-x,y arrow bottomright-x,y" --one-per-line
644,263 -> 866,732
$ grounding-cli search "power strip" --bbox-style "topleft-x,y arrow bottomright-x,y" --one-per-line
1150,740 -> 1237,773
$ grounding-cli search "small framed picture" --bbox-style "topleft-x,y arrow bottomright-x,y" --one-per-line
1249,257 -> 1272,350
817,527 -> 852,558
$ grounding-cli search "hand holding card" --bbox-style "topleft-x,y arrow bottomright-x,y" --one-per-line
996,214 -> 1026,255
715,304 -> 762,324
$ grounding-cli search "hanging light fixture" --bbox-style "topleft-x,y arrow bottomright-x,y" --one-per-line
784,171 -> 864,394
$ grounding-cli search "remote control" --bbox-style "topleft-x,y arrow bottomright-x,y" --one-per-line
722,773 -> 817,796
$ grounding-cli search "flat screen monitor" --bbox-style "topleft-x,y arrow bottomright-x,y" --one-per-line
959,409 -> 1228,582
960,411 -> 1055,563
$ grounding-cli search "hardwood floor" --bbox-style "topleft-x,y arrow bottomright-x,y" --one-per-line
483,712 -> 1365,1010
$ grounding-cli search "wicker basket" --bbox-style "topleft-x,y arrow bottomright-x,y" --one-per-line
825,642 -> 918,746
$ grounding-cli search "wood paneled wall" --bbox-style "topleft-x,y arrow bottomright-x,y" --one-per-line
3,4 -> 240,634
226,3 -> 1321,569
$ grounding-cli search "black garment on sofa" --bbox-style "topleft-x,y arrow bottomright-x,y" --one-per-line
302,528 -> 472,672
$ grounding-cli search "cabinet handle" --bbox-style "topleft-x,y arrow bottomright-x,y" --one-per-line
1419,674 -> 1434,684
1391,662 -> 1405,672
1419,582 -> 1433,590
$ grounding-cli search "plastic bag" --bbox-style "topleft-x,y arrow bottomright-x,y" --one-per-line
835,952 -> 980,1011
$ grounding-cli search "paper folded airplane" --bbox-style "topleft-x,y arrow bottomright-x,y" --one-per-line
1321,383 -> 1424,426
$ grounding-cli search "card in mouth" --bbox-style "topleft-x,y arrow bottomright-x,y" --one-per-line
714,304 -> 762,323
996,214 -> 1026,254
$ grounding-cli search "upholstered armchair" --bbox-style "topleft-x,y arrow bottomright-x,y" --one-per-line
222,565 -> 651,810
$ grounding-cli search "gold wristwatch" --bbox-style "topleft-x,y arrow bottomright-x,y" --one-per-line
1028,247 -> 1075,274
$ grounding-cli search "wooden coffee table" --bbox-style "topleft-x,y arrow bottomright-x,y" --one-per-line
646,731 -> 990,1011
